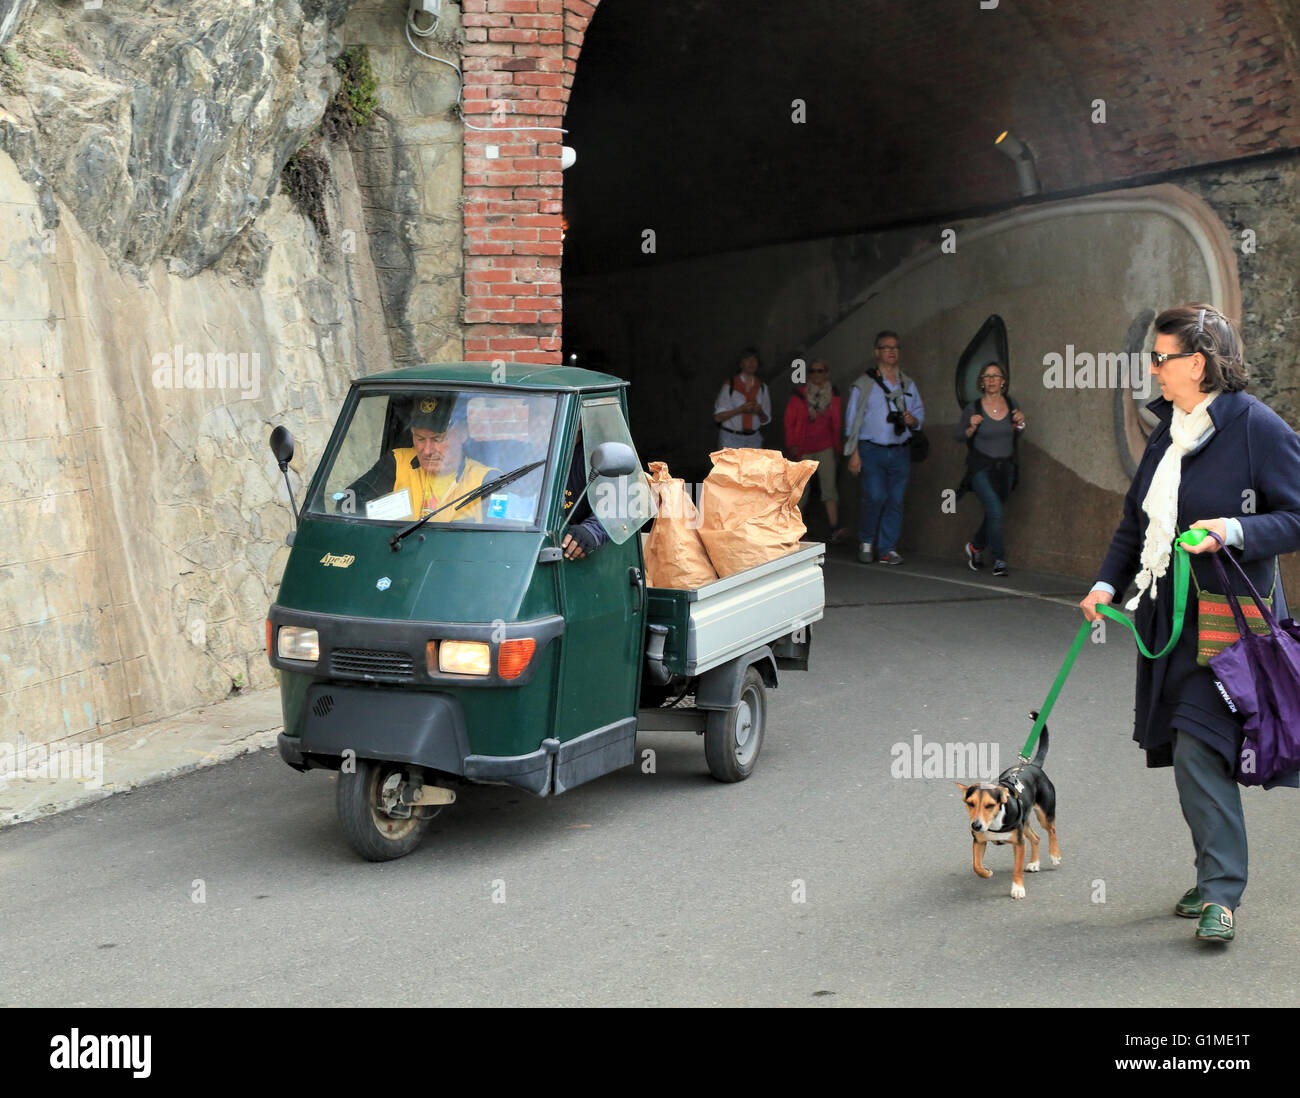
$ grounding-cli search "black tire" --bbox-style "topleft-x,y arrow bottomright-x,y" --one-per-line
704,667 -> 766,782
336,759 -> 432,862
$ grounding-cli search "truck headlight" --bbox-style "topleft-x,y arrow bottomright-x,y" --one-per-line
277,626 -> 320,662
439,640 -> 491,676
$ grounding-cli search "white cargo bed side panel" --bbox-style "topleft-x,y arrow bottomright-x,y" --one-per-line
685,555 -> 825,675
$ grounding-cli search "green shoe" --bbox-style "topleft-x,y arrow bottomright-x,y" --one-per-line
1175,887 -> 1203,918
1195,904 -> 1235,942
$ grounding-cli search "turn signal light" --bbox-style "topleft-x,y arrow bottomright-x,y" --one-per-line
497,638 -> 536,680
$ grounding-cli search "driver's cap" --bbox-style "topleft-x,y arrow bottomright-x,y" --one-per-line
409,396 -> 455,433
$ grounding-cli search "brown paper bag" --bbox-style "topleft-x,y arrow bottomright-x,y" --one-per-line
697,448 -> 817,578
643,461 -> 719,590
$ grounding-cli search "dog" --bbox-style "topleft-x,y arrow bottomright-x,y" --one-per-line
956,712 -> 1060,899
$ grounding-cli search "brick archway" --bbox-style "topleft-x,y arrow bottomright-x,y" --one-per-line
461,0 -> 601,365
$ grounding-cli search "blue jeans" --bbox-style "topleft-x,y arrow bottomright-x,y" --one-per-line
970,468 -> 1005,561
858,441 -> 910,553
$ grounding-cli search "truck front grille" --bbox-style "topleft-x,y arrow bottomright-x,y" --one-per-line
330,648 -> 415,682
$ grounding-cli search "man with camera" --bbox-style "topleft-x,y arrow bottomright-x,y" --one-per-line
842,331 -> 925,565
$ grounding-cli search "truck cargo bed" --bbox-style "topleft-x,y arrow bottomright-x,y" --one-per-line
645,542 -> 826,676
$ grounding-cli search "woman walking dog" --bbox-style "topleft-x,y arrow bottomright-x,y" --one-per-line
1080,304 -> 1300,943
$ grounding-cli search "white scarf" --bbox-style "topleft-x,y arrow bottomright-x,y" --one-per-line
805,380 -> 832,418
1126,391 -> 1218,610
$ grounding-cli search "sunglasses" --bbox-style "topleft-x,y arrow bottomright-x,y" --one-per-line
1149,351 -> 1197,366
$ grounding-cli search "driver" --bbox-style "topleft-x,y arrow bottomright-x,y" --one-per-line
350,397 -> 498,522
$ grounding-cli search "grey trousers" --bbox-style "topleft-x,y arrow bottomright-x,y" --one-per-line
1173,730 -> 1247,909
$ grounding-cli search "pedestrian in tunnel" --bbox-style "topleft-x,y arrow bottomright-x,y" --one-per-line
785,358 -> 847,541
957,361 -> 1025,577
1079,303 -> 1300,944
713,346 -> 771,450
843,331 -> 925,565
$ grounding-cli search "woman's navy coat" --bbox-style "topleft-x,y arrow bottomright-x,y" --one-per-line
1095,389 -> 1300,771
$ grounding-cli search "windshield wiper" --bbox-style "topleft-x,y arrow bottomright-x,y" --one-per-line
388,460 -> 546,551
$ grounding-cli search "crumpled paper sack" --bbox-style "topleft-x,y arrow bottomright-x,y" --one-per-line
698,448 -> 817,578
643,461 -> 719,589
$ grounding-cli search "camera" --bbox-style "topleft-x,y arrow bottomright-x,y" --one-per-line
887,409 -> 907,435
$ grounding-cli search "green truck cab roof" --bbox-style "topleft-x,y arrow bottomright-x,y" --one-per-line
358,362 -> 628,392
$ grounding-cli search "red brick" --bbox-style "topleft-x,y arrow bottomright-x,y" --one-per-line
489,337 -> 540,350
514,14 -> 563,29
484,171 -> 540,186
490,28 -> 539,44
478,255 -> 545,269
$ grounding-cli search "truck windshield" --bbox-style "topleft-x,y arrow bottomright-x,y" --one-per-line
306,390 -> 558,527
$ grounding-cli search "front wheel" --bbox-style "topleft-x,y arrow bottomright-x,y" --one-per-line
704,667 -> 766,782
336,759 -> 433,861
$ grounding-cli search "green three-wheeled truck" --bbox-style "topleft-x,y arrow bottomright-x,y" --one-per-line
267,363 -> 825,859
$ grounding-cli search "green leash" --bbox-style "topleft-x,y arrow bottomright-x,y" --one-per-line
1017,529 -> 1207,761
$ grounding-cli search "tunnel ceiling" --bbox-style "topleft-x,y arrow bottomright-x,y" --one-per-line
561,0 -> 1300,275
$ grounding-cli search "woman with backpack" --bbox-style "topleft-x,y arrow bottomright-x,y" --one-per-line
713,346 -> 771,450
959,362 -> 1024,577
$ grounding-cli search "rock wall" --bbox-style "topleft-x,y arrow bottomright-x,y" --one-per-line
0,0 -> 473,748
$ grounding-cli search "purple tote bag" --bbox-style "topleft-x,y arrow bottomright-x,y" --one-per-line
1207,548 -> 1300,785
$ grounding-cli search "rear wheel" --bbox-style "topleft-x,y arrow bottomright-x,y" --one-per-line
336,759 -> 433,861
704,667 -> 766,782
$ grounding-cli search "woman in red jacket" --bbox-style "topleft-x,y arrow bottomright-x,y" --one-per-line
785,359 -> 847,541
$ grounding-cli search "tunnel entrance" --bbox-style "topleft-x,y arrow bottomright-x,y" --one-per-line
556,0 -> 1298,574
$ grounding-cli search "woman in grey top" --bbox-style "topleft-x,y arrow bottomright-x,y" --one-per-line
958,362 -> 1025,576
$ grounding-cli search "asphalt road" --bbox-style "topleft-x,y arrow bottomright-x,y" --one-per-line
3,550 -> 1298,1008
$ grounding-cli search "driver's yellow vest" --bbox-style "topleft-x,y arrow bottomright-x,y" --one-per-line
391,449 -> 493,522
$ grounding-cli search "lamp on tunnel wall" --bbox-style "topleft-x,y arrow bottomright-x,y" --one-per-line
561,146 -> 577,170
994,131 -> 1040,198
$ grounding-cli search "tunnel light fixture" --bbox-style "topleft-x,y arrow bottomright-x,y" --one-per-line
995,130 -> 1041,198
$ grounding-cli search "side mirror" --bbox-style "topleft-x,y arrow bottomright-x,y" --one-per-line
270,425 -> 295,468
588,441 -> 637,479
